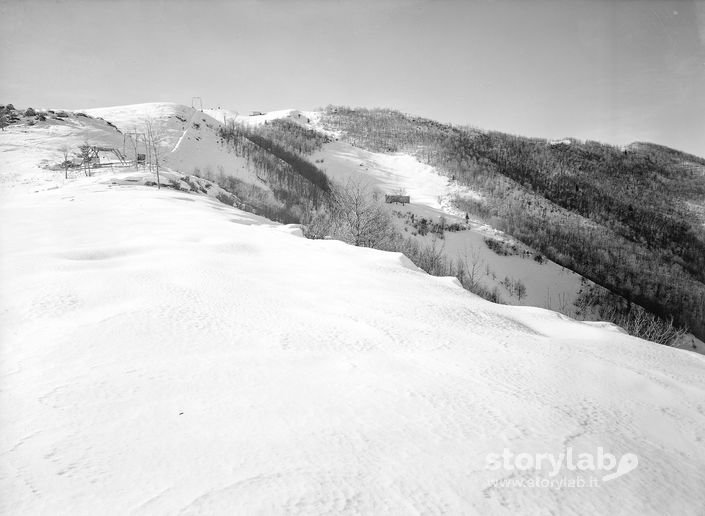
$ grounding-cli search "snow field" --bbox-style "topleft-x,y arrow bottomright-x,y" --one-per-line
1,180 -> 704,515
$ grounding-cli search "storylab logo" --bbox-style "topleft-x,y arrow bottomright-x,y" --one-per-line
486,447 -> 639,488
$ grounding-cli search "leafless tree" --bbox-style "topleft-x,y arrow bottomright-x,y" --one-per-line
417,233 -> 446,276
59,144 -> 71,179
329,178 -> 394,247
144,119 -> 162,189
79,142 -> 92,177
456,244 -> 484,291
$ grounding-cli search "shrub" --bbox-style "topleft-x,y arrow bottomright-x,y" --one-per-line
302,209 -> 333,239
24,107 -> 36,116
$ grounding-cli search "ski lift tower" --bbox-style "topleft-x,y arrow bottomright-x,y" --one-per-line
191,97 -> 203,112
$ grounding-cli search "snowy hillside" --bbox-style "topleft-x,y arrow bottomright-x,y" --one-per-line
0,110 -> 123,189
23,104 -> 703,350
302,124 -> 588,311
2,107 -> 705,515
85,103 -> 260,186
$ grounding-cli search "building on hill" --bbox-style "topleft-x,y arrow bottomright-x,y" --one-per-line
385,194 -> 410,205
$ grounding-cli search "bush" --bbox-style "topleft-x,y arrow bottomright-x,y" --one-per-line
302,209 -> 333,239
574,285 -> 687,346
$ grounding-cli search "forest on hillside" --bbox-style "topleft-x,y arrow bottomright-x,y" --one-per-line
208,118 -> 330,222
321,107 -> 705,341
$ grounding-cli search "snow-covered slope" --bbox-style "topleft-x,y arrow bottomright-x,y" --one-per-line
305,137 -> 587,310
2,104 -> 705,514
0,111 -> 124,189
1,167 -> 705,514
85,103 -> 195,150
85,103 -> 258,185
203,107 -> 300,127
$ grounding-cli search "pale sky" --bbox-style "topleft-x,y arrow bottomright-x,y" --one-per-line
2,0 -> 704,156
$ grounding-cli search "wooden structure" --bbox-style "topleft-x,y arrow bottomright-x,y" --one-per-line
385,194 -> 410,205
81,146 -> 127,168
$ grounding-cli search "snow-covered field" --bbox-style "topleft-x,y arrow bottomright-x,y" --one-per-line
2,105 -> 705,515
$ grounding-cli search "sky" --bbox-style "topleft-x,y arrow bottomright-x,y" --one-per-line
1,0 -> 704,156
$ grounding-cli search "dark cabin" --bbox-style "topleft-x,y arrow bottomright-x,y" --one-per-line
385,194 -> 410,205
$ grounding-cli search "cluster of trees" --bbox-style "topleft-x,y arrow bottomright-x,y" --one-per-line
216,121 -> 330,222
56,142 -> 96,179
500,275 -> 527,301
255,119 -> 330,155
2,105 -> 75,129
196,167 -> 302,224
468,133 -> 705,280
321,106 -> 705,343
0,105 -> 10,131
573,283 -> 687,346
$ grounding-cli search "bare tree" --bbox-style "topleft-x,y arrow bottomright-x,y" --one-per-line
79,142 -> 92,177
456,245 -> 484,292
329,178 -> 394,247
126,130 -> 140,165
144,119 -> 162,189
59,144 -> 71,179
418,233 -> 446,276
